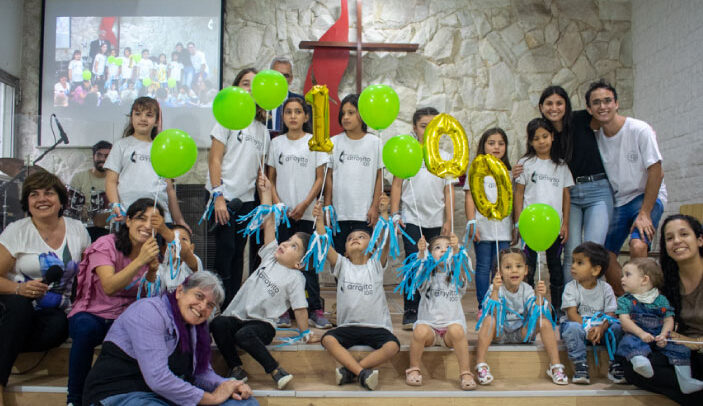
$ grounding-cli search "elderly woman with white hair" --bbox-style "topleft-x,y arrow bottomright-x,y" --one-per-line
82,271 -> 257,406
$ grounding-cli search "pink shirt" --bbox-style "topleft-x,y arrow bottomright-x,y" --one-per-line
68,234 -> 148,320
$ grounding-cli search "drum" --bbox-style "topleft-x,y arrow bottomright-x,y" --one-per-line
88,191 -> 111,228
64,185 -> 85,220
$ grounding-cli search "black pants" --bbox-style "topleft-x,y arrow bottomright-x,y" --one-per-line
332,220 -> 369,257
401,223 -> 442,313
616,352 -> 703,405
210,316 -> 278,374
277,219 -> 322,312
0,294 -> 68,386
525,237 -> 564,310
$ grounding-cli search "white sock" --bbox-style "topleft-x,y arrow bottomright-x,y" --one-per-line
674,365 -> 703,394
631,355 -> 654,378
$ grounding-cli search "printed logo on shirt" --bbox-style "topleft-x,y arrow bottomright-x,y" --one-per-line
530,171 -> 560,187
338,150 -> 371,167
626,150 -> 638,163
256,268 -> 280,297
430,288 -> 461,302
344,281 -> 373,295
579,303 -> 597,315
130,151 -> 150,163
278,152 -> 309,167
236,131 -> 264,151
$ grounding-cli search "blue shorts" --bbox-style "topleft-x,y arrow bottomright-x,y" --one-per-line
604,194 -> 664,253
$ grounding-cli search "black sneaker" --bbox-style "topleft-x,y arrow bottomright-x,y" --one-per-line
271,367 -> 293,389
402,309 -> 417,331
572,362 -> 590,384
358,368 -> 379,390
227,365 -> 248,382
608,361 -> 627,384
335,366 -> 356,385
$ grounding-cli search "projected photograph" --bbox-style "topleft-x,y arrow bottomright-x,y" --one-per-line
42,1 -> 222,147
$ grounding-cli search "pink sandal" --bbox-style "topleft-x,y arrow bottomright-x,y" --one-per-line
405,367 -> 422,386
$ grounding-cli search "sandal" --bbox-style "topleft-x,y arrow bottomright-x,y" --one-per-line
405,367 -> 422,386
460,370 -> 477,391
475,362 -> 494,385
547,363 -> 569,385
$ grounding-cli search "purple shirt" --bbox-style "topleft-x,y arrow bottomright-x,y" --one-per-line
103,295 -> 226,405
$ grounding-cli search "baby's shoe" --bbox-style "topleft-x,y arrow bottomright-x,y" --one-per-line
475,362 -> 494,385
547,363 -> 569,385
571,361 -> 590,384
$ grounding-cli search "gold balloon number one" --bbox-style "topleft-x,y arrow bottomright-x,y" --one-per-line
305,85 -> 333,153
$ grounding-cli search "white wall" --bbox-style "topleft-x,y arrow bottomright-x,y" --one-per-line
632,0 -> 703,216
0,0 -> 24,77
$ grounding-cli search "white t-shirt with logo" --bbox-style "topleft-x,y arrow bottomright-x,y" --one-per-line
223,241 -> 307,329
561,279 -> 617,321
332,256 -> 393,332
595,117 -> 668,207
206,121 -> 269,202
137,58 -> 153,80
416,270 -> 468,332
104,136 -> 171,221
266,133 -> 328,221
516,156 -> 574,221
69,60 -> 84,83
463,169 -> 513,241
330,133 -> 383,222
400,150 -> 452,228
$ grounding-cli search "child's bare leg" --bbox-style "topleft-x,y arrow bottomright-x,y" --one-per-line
358,341 -> 400,370
322,335 -> 364,375
409,325 -> 434,368
444,324 -> 470,372
537,317 -> 561,365
476,315 -> 497,364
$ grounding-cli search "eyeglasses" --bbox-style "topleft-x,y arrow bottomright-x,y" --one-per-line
591,97 -> 614,107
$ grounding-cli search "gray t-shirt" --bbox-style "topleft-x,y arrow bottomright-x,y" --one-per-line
223,241 -> 307,329
486,282 -> 535,333
416,271 -> 467,333
332,256 -> 392,332
561,279 -> 617,322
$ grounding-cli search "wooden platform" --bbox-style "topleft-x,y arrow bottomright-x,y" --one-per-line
5,289 -> 674,405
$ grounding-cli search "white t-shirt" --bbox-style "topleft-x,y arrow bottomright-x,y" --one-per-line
137,59 -> 153,80
168,61 -> 183,82
516,156 -> 574,221
561,279 -> 617,320
463,170 -> 513,241
330,133 -> 383,221
106,60 -> 119,79
68,60 -> 84,83
0,217 -> 90,282
54,82 -> 69,96
206,121 -> 269,202
104,136 -> 171,221
222,241 -> 307,329
266,133 -> 328,221
190,50 -> 209,74
485,282 -> 534,332
93,53 -> 106,76
332,256 -> 392,332
595,117 -> 668,207
159,254 -> 203,293
400,151 -> 452,228
416,271 -> 468,332
120,56 -> 134,80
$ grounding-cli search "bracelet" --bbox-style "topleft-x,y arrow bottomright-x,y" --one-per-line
15,282 -> 21,295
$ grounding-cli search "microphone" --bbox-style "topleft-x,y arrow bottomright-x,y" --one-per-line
52,114 -> 70,145
42,265 -> 63,286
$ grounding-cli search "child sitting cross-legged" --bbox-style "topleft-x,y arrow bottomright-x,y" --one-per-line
560,242 -> 624,384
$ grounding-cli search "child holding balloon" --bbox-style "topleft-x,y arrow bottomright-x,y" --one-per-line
105,96 -> 187,228
266,96 -> 331,329
464,127 -> 514,314
324,94 -> 383,255
390,107 -> 454,329
514,118 -> 574,311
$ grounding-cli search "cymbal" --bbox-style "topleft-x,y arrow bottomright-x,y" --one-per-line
0,158 -> 45,179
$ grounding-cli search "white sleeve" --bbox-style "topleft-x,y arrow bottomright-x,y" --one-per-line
210,122 -> 230,145
315,151 -> 328,168
288,273 -> 308,310
266,139 -> 278,168
516,158 -> 528,185
258,241 -> 277,261
638,124 -> 663,168
375,137 -> 384,170
0,221 -> 22,257
331,255 -> 347,278
103,139 -> 124,174
603,283 -> 618,314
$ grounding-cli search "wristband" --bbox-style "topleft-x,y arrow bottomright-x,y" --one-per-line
391,213 -> 402,225
15,282 -> 21,295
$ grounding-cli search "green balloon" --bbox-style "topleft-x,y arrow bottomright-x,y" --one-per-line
518,203 -> 561,251
142,78 -> 152,87
167,78 -> 177,88
382,135 -> 423,179
150,129 -> 198,178
115,57 -> 123,66
82,70 -> 92,81
107,55 -> 116,64
251,70 -> 288,110
212,86 -> 256,130
358,84 -> 400,130
132,54 -> 142,63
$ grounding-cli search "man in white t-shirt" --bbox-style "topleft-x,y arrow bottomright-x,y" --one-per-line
587,79 -> 667,296
187,42 -> 208,79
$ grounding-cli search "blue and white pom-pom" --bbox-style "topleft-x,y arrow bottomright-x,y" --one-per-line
583,312 -> 620,364
476,295 -> 523,337
323,205 -> 341,235
199,186 -> 224,225
365,216 -> 415,260
135,274 -> 161,300
449,246 -> 474,292
302,226 -> 334,273
275,328 -> 313,347
394,250 -> 437,300
463,219 -> 477,247
106,202 -> 126,223
167,231 -> 182,281
237,203 -> 290,243
523,296 -> 557,342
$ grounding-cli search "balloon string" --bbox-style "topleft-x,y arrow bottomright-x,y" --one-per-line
538,250 -> 542,328
151,177 -> 161,238
313,162 -> 330,230
408,178 -> 423,239
260,110 -> 270,175
449,181 -> 454,234
494,221 -> 499,273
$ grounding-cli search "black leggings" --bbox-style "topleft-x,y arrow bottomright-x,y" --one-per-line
525,236 -> 564,310
210,316 -> 278,374
0,294 -> 68,386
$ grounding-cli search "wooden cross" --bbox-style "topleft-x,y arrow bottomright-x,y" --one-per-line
299,0 -> 419,93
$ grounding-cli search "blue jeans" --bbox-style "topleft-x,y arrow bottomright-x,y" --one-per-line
474,240 -> 510,309
96,391 -> 259,406
604,194 -> 665,253
563,178 -> 614,283
68,312 -> 113,405
560,320 -> 622,363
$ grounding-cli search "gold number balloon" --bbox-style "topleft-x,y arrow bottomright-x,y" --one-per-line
468,154 -> 513,221
305,85 -> 333,152
422,113 -> 470,178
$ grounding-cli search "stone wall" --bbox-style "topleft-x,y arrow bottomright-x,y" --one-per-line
631,0 -> 703,218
